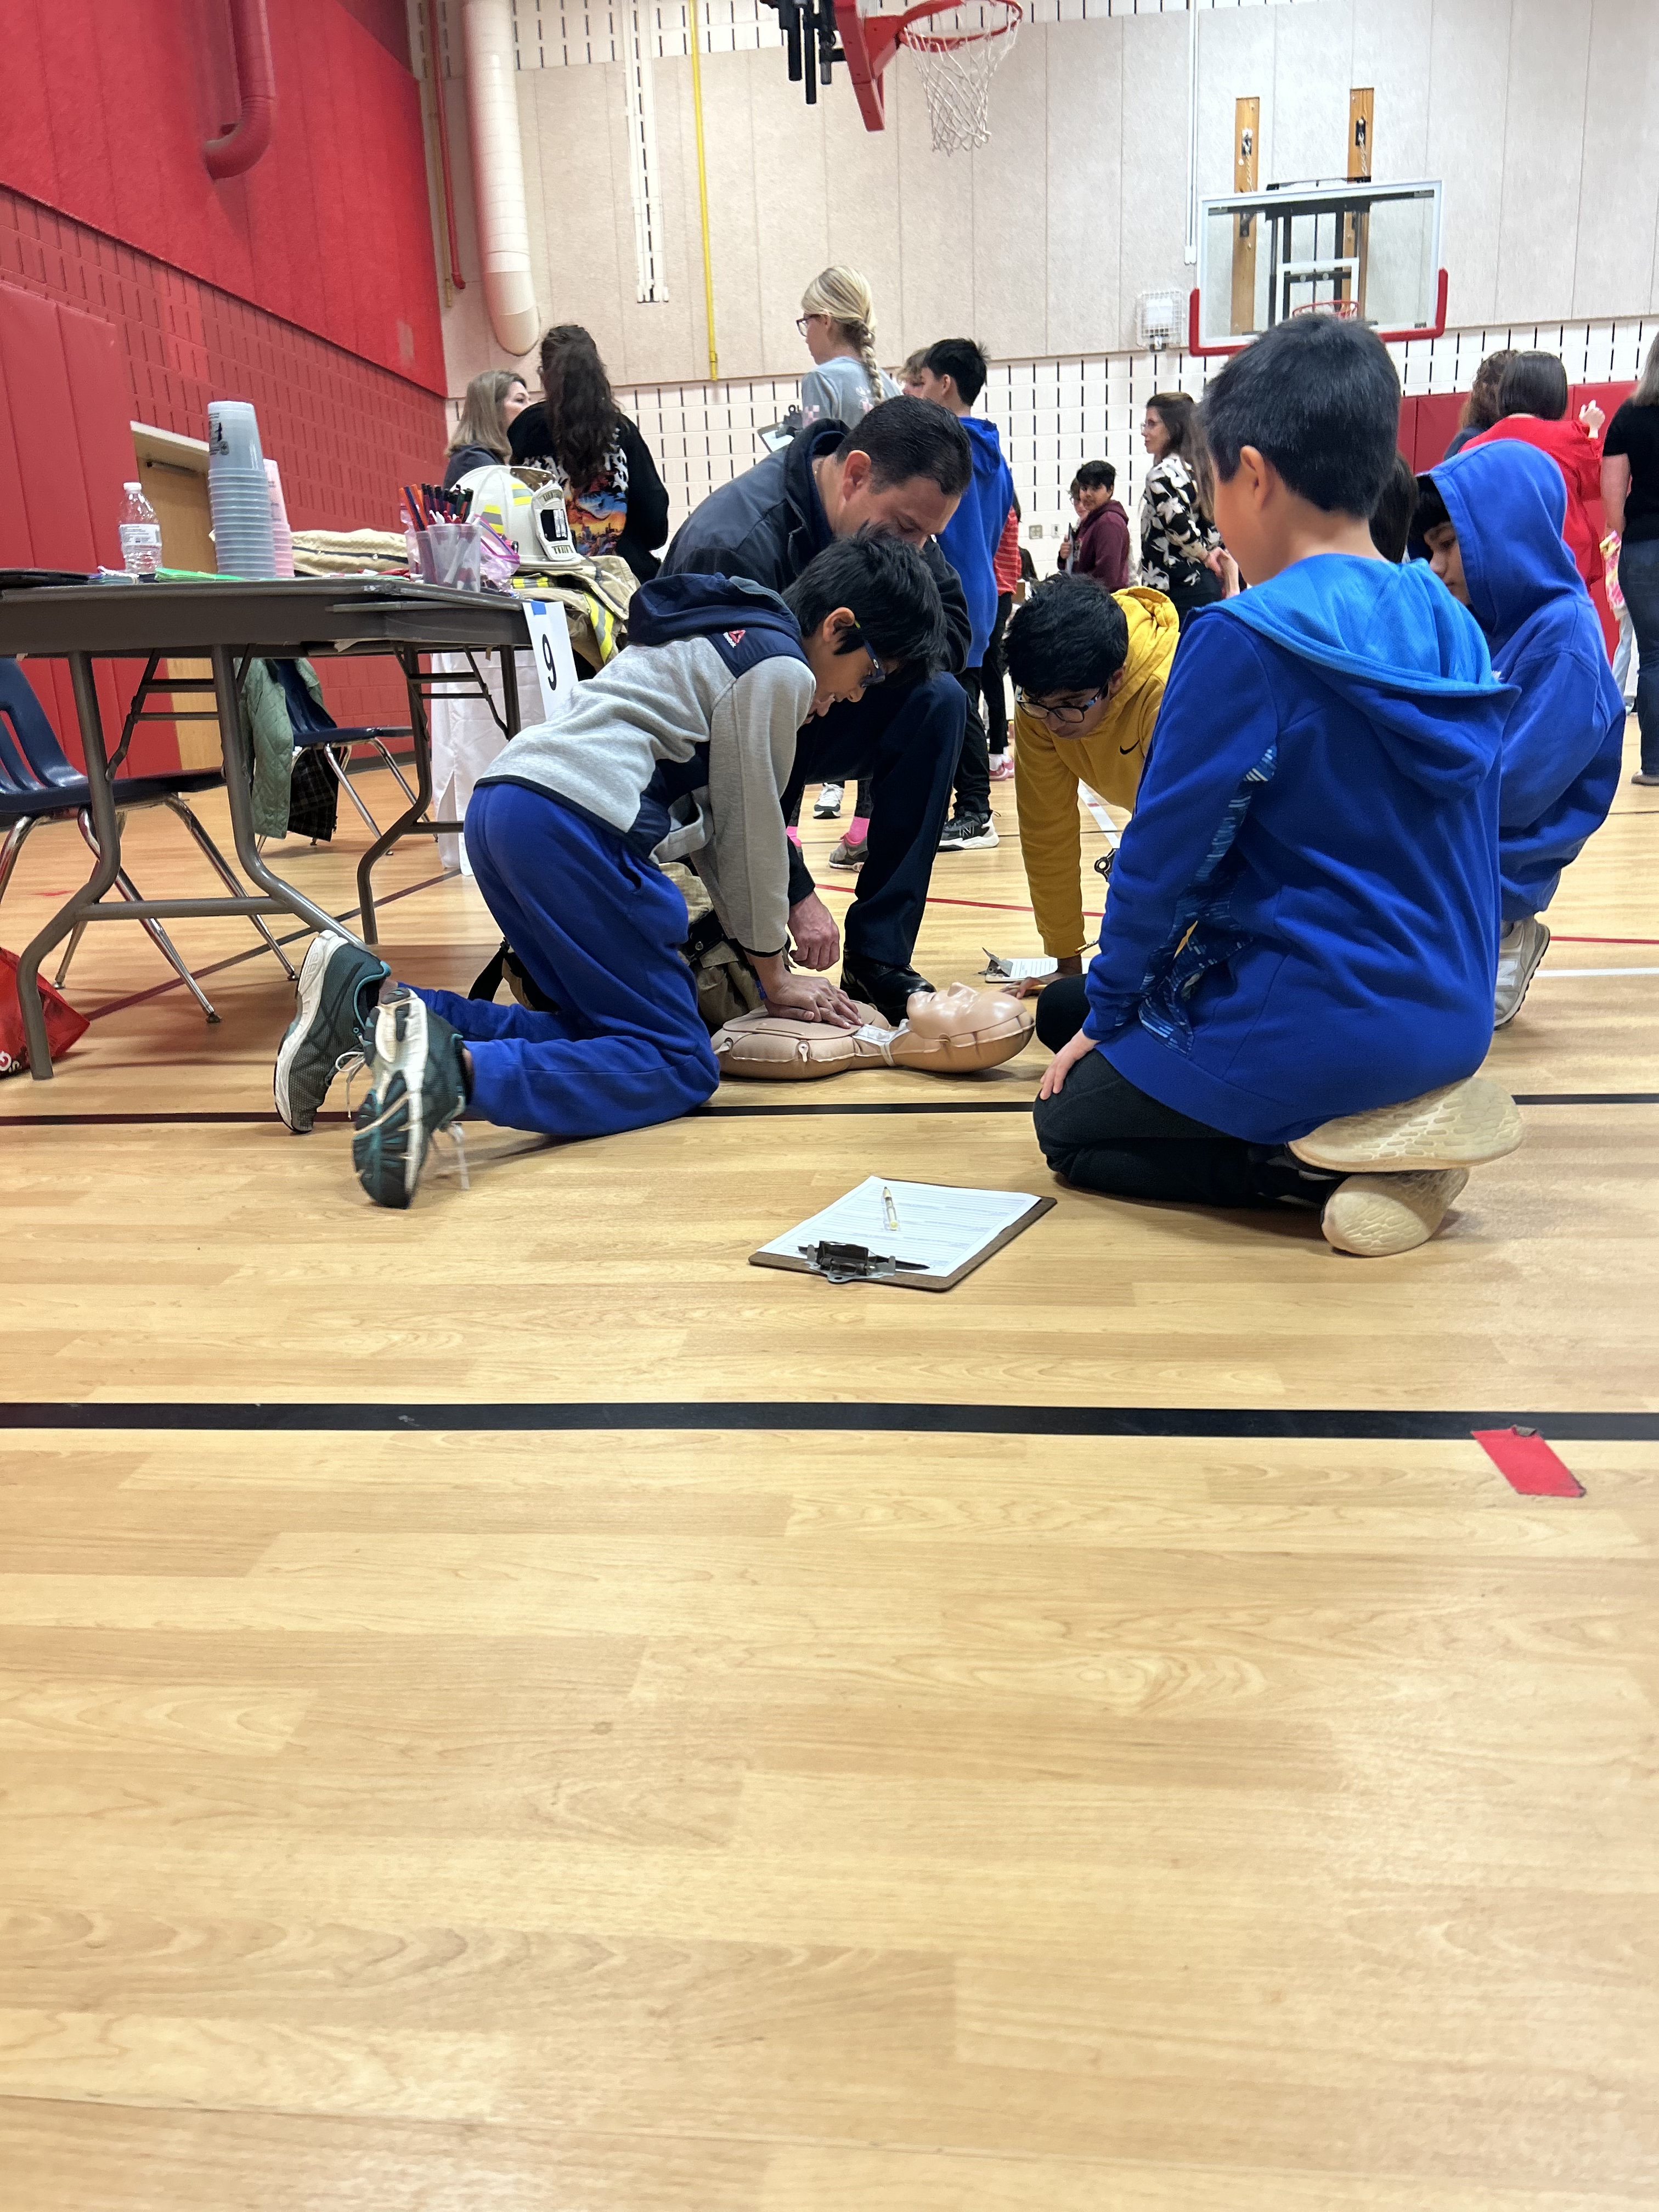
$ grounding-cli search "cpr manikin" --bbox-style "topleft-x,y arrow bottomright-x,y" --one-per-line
712,981 -> 1033,1080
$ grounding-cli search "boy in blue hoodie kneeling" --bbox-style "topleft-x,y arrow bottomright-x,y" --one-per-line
1035,315 -> 1523,1256
1417,441 -> 1625,1026
273,537 -> 945,1209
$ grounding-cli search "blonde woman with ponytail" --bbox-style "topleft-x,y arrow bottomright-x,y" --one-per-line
797,265 -> 899,430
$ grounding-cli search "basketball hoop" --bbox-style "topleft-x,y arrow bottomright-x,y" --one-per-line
897,0 -> 1022,155
1289,297 -> 1361,320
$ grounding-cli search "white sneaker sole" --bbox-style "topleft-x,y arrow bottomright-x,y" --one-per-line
1494,920 -> 1551,1029
1289,1077 -> 1522,1172
1322,1169 -> 1469,1257
274,932 -> 344,1133
368,992 -> 428,1207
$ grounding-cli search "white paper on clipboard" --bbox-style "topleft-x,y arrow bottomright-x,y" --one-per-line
522,594 -> 582,723
754,1177 -> 1045,1287
982,950 -> 1059,983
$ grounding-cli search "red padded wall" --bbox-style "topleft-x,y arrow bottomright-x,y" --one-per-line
0,0 -> 443,397
0,287 -> 140,766
0,189 -> 450,751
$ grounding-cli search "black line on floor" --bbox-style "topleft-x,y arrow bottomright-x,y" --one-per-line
0,1401 -> 1652,1440
6,1090 -> 1656,1131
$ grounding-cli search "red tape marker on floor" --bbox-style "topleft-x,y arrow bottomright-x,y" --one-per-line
1473,1427 -> 1584,1497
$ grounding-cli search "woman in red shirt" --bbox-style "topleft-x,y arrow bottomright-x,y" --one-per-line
1467,351 -> 1614,656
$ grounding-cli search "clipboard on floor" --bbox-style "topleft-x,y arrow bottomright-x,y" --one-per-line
751,1176 -> 1055,1292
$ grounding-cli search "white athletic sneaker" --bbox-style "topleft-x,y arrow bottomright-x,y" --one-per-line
813,782 -> 845,819
1289,1077 -> 1522,1172
1321,1169 -> 1469,1257
1494,916 -> 1550,1028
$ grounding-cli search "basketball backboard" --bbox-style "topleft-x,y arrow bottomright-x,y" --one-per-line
1190,178 -> 1446,356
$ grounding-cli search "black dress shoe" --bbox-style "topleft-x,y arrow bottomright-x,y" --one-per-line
839,959 -> 933,1025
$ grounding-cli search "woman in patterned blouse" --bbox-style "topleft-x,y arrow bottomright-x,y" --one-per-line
1138,391 -> 1224,626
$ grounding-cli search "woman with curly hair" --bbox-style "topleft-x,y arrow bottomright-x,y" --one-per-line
1138,389 -> 1224,627
509,325 -> 672,580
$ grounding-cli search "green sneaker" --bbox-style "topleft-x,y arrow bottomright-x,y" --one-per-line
274,931 -> 390,1134
352,989 -> 469,1210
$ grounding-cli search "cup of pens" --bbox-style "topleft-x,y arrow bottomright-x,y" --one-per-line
413,523 -> 484,590
403,484 -> 484,591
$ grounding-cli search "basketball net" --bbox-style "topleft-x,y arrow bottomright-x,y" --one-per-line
900,2 -> 1021,155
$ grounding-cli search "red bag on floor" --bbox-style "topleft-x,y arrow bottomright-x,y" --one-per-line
1,949 -> 89,1075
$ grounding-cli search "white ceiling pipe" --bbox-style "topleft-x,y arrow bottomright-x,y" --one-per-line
462,0 -> 540,357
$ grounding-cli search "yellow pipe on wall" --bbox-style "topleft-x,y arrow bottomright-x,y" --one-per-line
686,0 -> 719,381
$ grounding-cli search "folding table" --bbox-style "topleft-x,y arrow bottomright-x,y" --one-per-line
0,577 -> 529,1077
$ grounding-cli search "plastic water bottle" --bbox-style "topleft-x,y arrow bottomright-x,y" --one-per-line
119,483 -> 163,577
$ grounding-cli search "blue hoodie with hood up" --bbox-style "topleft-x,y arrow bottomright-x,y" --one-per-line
937,415 -> 1016,666
1428,441 -> 1625,921
1081,556 -> 1516,1144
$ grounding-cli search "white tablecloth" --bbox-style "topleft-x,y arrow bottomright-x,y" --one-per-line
427,648 -> 537,873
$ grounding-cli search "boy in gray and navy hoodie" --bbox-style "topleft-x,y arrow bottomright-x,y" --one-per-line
273,537 -> 945,1208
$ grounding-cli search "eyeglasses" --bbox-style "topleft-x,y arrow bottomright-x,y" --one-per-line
1014,687 -> 1105,728
796,315 -> 822,337
859,644 -> 886,691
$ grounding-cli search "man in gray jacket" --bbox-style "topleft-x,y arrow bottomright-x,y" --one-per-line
663,397 -> 973,1022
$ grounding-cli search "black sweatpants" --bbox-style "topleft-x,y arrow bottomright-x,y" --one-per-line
979,591 -> 1012,755
950,670 -> 992,821
1032,975 -> 1319,1209
782,670 -> 967,973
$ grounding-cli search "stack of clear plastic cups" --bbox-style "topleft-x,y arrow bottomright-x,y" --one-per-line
206,400 -> 276,579
264,459 -> 296,579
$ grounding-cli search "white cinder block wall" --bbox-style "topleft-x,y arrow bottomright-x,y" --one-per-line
610,318 -> 1659,550
420,0 -> 1659,540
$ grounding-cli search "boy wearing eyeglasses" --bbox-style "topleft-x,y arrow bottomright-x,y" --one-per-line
272,538 -> 945,1209
1004,573 -> 1180,975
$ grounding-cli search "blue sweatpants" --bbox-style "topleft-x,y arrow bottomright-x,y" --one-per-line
411,778 -> 719,1139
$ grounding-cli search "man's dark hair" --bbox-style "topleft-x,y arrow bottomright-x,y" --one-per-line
922,337 -> 990,407
1497,349 -> 1570,422
1200,314 -> 1401,516
1004,574 -> 1130,696
785,531 -> 947,669
837,395 -> 972,498
1368,451 -> 1419,563
1071,460 -> 1116,496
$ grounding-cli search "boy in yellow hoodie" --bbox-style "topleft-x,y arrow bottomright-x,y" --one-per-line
1005,574 -> 1180,974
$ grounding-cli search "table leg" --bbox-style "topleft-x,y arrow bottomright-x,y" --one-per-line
500,644 -> 521,736
355,644 -> 435,947
16,653 -> 124,1080
207,645 -> 371,952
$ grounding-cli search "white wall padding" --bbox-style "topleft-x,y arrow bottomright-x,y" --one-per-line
463,0 -> 540,356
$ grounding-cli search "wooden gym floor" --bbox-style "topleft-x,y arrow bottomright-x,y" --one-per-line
1,738 -> 1655,2208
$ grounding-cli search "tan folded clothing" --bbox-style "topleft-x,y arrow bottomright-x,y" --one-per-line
290,529 -> 409,558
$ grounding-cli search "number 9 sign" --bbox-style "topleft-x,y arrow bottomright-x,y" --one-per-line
523,595 -> 580,723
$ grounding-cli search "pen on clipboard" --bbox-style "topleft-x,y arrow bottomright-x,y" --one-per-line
882,1184 -> 900,1231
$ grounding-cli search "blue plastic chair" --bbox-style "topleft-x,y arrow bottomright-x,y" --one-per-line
0,656 -> 295,1018
268,659 -> 414,838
